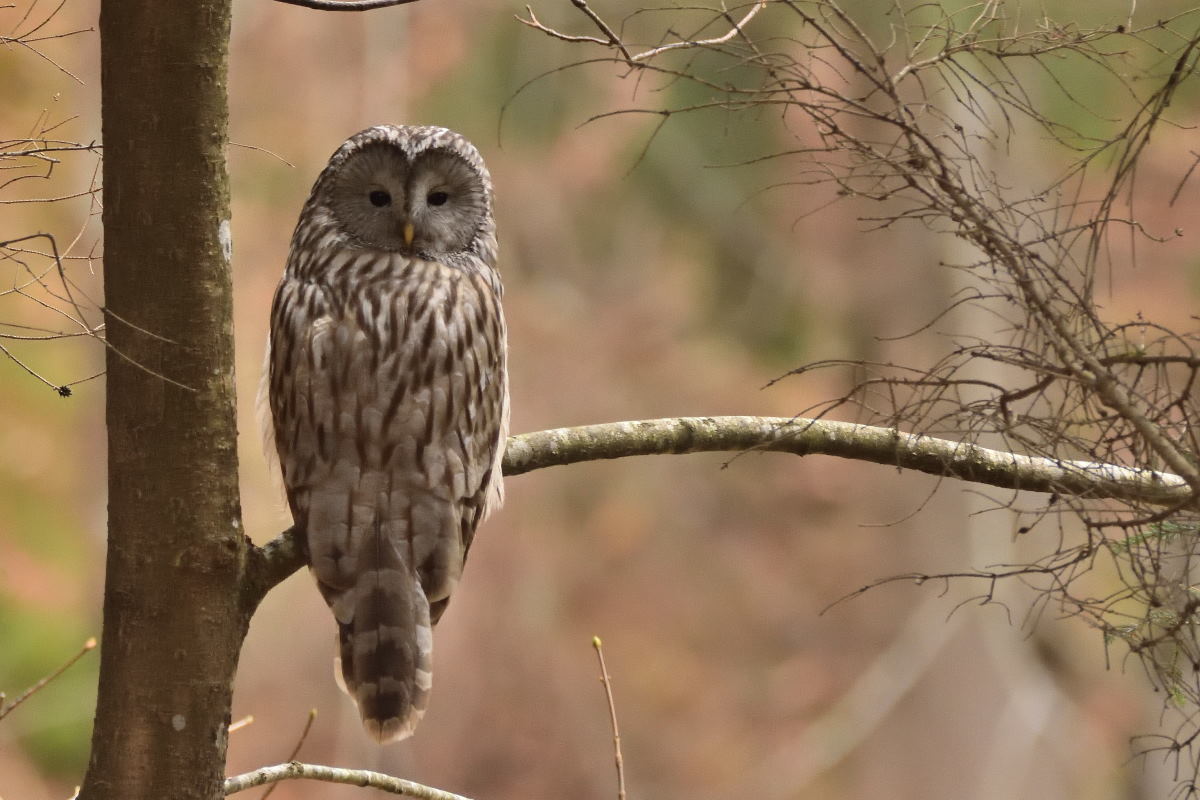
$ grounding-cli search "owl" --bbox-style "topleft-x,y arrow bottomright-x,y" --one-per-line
266,125 -> 508,742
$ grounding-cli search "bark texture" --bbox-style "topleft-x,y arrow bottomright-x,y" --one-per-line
81,3 -> 243,799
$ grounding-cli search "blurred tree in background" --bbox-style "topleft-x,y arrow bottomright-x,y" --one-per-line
2,0 -> 1199,799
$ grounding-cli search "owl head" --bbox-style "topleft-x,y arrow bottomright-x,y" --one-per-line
310,125 -> 495,260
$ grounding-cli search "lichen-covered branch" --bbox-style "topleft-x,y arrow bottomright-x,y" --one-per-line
501,417 -> 1192,506
244,415 -> 1195,606
223,762 -> 473,799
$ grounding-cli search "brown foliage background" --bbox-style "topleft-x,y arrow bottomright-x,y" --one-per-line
2,1 -> 1199,798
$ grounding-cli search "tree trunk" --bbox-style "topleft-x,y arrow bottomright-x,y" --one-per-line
81,2 -> 243,799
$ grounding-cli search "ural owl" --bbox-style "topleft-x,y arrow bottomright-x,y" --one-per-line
267,125 -> 508,742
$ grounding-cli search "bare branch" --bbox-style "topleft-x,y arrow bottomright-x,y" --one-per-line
502,416 -> 1194,507
517,5 -> 616,50
269,0 -> 421,10
245,416 -> 1196,607
626,0 -> 766,61
561,0 -> 630,60
0,339 -> 70,394
223,762 -> 473,799
519,0 -> 767,63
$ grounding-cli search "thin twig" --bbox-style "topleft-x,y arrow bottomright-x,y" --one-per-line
0,637 -> 96,721
517,6 -> 610,47
593,636 -> 627,800
1,143 -> 101,158
0,339 -> 67,393
0,186 -> 99,204
228,142 -> 296,168
628,0 -> 767,62
261,709 -> 317,800
519,0 -> 766,63
567,0 -> 632,60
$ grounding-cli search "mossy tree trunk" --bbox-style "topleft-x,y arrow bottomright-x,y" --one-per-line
80,2 -> 247,798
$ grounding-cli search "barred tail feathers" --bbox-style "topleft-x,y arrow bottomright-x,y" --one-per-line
331,547 -> 433,743
312,489 -> 434,744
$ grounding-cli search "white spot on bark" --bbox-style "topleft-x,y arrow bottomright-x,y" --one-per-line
172,714 -> 186,731
219,220 -> 232,264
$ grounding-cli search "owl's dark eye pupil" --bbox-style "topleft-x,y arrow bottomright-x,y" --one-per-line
368,190 -> 391,207
427,191 -> 449,206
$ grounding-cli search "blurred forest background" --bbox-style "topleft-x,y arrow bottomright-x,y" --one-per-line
2,0 -> 1199,798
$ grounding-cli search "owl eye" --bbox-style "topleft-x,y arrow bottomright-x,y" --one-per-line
368,190 -> 392,207
427,191 -> 449,206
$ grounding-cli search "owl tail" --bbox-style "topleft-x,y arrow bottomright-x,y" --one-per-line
331,543 -> 433,744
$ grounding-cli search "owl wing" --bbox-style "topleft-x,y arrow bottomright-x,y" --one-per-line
424,266 -> 508,624
268,257 -> 506,742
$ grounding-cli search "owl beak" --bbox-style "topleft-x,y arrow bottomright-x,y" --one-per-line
402,222 -> 415,248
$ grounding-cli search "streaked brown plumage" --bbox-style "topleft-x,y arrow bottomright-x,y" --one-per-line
266,125 -> 507,742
